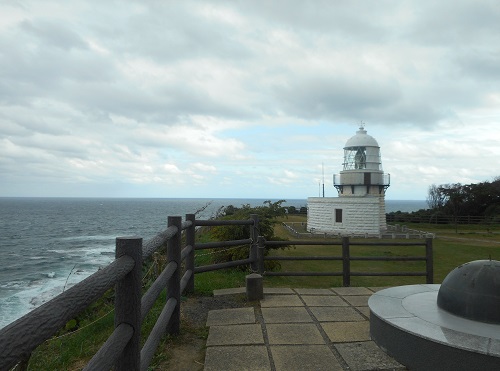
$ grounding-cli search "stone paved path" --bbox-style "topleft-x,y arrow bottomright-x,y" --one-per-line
203,287 -> 406,371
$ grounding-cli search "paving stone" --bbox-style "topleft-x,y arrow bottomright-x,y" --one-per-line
301,295 -> 348,307
263,287 -> 295,294
331,287 -> 373,296
356,306 -> 370,318
321,321 -> 371,342
206,324 -> 264,346
206,307 -> 255,326
267,323 -> 324,344
294,288 -> 335,295
343,295 -> 370,307
261,307 -> 313,323
213,287 -> 245,296
310,306 -> 366,322
260,294 -> 304,307
204,287 -> 404,371
271,345 -> 343,371
204,346 -> 271,371
335,341 -> 405,371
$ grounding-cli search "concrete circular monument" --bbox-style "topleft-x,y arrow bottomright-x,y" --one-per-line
437,260 -> 500,324
368,260 -> 500,370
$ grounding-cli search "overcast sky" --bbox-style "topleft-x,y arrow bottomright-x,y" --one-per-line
1,1 -> 499,201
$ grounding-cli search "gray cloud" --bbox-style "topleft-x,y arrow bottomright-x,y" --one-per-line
20,19 -> 88,51
273,75 -> 402,120
455,50 -> 500,81
0,0 -> 498,199
406,1 -> 500,46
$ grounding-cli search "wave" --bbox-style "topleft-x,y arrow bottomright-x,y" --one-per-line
0,197 -> 423,329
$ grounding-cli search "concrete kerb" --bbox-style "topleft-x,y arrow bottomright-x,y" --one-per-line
212,287 -> 296,297
212,287 -> 245,296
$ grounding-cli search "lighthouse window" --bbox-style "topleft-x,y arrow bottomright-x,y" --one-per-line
354,147 -> 366,169
343,147 -> 367,170
335,209 -> 343,223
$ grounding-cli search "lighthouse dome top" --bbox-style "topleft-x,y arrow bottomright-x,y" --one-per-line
341,125 -> 383,171
344,126 -> 379,149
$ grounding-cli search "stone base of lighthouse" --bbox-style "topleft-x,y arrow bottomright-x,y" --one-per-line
307,195 -> 387,236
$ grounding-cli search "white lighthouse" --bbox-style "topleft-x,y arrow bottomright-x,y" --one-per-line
307,126 -> 390,236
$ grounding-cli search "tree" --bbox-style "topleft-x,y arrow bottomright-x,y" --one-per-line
425,178 -> 500,228
426,184 -> 446,209
438,183 -> 465,232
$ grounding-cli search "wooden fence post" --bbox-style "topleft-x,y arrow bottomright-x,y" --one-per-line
167,216 -> 181,335
257,236 -> 266,275
342,237 -> 350,287
185,214 -> 196,293
250,214 -> 259,272
425,237 -> 434,284
115,237 -> 142,371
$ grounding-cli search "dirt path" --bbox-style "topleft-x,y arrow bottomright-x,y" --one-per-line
438,235 -> 500,244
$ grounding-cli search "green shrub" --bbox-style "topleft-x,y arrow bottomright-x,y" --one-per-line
208,200 -> 290,271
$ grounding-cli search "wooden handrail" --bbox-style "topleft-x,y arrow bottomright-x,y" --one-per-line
0,255 -> 135,370
0,211 -> 433,370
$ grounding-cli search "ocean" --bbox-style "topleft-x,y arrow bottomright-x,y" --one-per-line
0,197 -> 426,328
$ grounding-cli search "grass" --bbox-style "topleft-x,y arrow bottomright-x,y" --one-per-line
27,292 -> 116,370
26,239 -> 247,369
264,216 -> 500,288
24,216 -> 499,369
192,217 -> 499,289
193,236 -> 249,294
194,269 -> 248,295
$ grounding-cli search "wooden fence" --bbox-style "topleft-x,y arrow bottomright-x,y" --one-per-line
259,237 -> 433,287
0,213 -> 433,370
386,213 -> 499,225
0,215 -> 197,370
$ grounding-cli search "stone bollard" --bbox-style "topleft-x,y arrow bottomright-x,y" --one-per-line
246,273 -> 263,301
